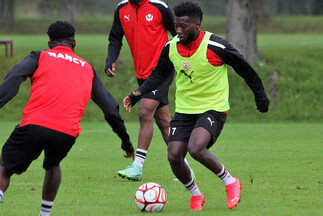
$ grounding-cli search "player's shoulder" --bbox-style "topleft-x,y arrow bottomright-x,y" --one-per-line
148,0 -> 169,9
117,0 -> 128,6
165,39 -> 172,47
208,33 -> 228,50
20,50 -> 42,63
116,0 -> 129,10
164,37 -> 178,48
31,50 -> 42,57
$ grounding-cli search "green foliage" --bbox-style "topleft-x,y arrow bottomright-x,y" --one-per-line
13,0 -> 323,18
2,16 -> 323,35
258,16 -> 323,33
0,122 -> 322,215
258,34 -> 323,122
0,17 -> 115,34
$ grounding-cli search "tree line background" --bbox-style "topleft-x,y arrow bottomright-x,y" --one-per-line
2,0 -> 323,63
2,0 -> 323,24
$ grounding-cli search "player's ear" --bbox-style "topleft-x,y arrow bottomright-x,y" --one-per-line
71,40 -> 76,49
48,41 -> 52,49
195,20 -> 201,29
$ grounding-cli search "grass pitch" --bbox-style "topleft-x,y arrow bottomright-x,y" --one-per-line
0,121 -> 321,215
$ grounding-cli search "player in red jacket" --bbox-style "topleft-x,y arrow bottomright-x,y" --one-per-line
0,21 -> 133,216
105,0 -> 195,181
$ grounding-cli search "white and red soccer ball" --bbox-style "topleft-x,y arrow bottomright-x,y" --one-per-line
135,182 -> 167,213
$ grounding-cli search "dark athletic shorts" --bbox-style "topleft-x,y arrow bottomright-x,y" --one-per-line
168,110 -> 227,149
0,125 -> 76,174
137,70 -> 174,109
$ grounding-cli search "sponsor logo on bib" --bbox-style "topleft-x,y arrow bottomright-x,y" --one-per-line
146,14 -> 153,21
183,62 -> 190,70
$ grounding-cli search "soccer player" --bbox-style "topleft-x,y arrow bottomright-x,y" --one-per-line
105,0 -> 194,181
0,21 -> 134,216
123,1 -> 270,211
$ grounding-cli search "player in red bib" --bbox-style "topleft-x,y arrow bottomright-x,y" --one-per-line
0,21 -> 134,216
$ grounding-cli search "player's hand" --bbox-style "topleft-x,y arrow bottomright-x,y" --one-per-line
124,151 -> 135,160
123,96 -> 133,112
106,63 -> 116,77
256,97 -> 270,113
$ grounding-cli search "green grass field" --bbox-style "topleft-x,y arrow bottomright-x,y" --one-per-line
0,121 -> 321,215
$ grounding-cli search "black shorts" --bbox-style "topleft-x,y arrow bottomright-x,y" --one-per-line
137,70 -> 174,109
168,110 -> 227,149
0,125 -> 76,174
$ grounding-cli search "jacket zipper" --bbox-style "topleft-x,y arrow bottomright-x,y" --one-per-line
136,8 -> 138,22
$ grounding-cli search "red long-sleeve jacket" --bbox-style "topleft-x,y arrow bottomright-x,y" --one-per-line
105,0 -> 176,79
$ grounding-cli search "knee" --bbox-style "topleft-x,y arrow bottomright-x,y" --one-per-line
138,107 -> 153,122
167,149 -> 181,166
188,145 -> 204,160
155,115 -> 170,134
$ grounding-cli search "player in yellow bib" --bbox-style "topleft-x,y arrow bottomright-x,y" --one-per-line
124,1 -> 270,211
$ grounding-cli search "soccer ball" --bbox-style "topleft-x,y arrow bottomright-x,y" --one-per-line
135,182 -> 167,212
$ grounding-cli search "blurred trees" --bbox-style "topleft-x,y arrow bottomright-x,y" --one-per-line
0,0 -> 15,27
254,0 -> 266,21
265,0 -> 323,15
226,0 -> 261,62
67,0 -> 74,22
3,0 -> 323,21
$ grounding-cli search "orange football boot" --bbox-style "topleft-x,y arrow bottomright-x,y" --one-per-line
188,192 -> 205,210
225,176 -> 242,209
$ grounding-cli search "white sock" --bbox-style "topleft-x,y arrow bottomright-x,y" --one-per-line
217,166 -> 236,185
184,158 -> 195,176
133,148 -> 147,168
39,200 -> 54,216
184,158 -> 190,170
183,179 -> 201,196
0,190 -> 3,203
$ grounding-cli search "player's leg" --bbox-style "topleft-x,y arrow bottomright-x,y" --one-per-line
155,104 -> 199,180
188,127 -> 223,172
0,164 -> 12,202
168,140 -> 204,210
117,73 -> 175,181
154,104 -> 171,144
118,98 -> 159,181
155,105 -> 196,180
40,126 -> 75,216
40,165 -> 61,216
188,111 -> 242,209
136,98 -> 159,168
168,113 -> 204,210
137,98 -> 159,151
0,127 -> 22,202
167,141 -> 190,183
0,125 -> 44,204
152,70 -> 173,145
